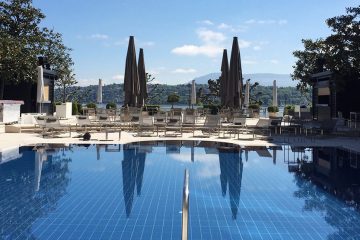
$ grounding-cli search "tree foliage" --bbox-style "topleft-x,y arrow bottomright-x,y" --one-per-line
0,0 -> 75,99
292,6 -> 360,92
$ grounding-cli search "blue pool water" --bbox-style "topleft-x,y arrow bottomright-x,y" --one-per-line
1,142 -> 360,239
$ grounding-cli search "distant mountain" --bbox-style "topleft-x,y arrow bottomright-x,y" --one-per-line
193,73 -> 296,87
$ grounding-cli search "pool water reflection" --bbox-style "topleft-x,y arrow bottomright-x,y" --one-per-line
1,142 -> 360,239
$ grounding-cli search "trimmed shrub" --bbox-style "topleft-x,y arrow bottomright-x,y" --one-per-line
284,105 -> 295,116
267,106 -> 279,112
86,102 -> 96,108
72,101 -> 78,115
248,103 -> 260,110
106,102 -> 117,109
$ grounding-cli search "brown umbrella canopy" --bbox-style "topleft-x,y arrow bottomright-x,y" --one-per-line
220,49 -> 229,107
228,37 -> 243,108
138,48 -> 147,107
124,36 -> 140,107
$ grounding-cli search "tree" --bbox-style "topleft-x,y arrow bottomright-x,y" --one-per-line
0,0 -> 75,99
145,73 -> 164,104
167,92 -> 180,108
292,6 -> 360,116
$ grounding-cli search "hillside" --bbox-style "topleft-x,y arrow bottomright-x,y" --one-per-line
194,73 -> 296,87
55,83 -> 308,106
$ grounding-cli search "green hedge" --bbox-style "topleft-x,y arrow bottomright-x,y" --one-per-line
86,102 -> 96,108
106,102 -> 117,109
267,106 -> 279,112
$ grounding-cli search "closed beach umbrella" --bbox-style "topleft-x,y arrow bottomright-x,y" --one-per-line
124,36 -> 140,107
244,80 -> 250,108
138,48 -> 147,107
97,79 -> 103,104
191,80 -> 196,106
272,80 -> 278,107
36,66 -> 44,113
220,49 -> 229,107
228,37 -> 243,108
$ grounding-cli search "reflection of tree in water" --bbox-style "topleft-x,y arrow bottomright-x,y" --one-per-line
293,148 -> 360,239
122,144 -> 146,217
218,146 -> 243,219
0,147 -> 71,239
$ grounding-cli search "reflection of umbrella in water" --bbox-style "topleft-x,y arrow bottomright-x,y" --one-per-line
218,147 -> 243,219
122,144 -> 147,217
34,147 -> 47,192
123,36 -> 140,107
136,151 -> 146,196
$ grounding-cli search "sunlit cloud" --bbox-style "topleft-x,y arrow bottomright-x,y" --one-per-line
197,29 -> 226,43
245,19 -> 288,25
199,19 -> 214,25
172,68 -> 197,74
77,78 -> 98,86
172,44 -> 223,58
218,23 -> 248,33
269,59 -> 280,64
112,74 -> 124,80
90,34 -> 109,40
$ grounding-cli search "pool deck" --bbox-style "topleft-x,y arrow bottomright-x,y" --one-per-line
0,130 -> 359,153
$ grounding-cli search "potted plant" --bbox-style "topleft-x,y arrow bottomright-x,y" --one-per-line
106,102 -> 117,109
283,105 -> 295,116
267,106 -> 279,118
248,103 -> 260,118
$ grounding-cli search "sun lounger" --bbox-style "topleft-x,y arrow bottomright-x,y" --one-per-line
39,116 -> 71,138
195,115 -> 220,137
250,118 -> 272,139
164,115 -> 182,137
137,115 -> 155,137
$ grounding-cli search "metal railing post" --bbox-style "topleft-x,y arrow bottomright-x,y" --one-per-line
181,169 -> 189,240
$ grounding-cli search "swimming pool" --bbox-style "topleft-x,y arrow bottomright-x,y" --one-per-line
1,141 -> 360,239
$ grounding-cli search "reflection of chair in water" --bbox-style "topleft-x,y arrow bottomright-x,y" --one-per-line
218,146 -> 243,219
122,144 -> 147,217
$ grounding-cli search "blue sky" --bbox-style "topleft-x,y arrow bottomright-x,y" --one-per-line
34,0 -> 359,86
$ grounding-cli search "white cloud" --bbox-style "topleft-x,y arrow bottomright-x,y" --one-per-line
172,44 -> 223,58
90,34 -> 109,40
253,46 -> 262,51
143,41 -> 155,46
197,29 -> 226,43
172,28 -> 227,58
112,74 -> 124,80
199,20 -> 214,25
172,68 -> 197,74
269,59 -> 279,64
218,23 -> 248,33
238,39 -> 252,48
245,19 -> 288,25
218,23 -> 231,29
77,78 -> 98,86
